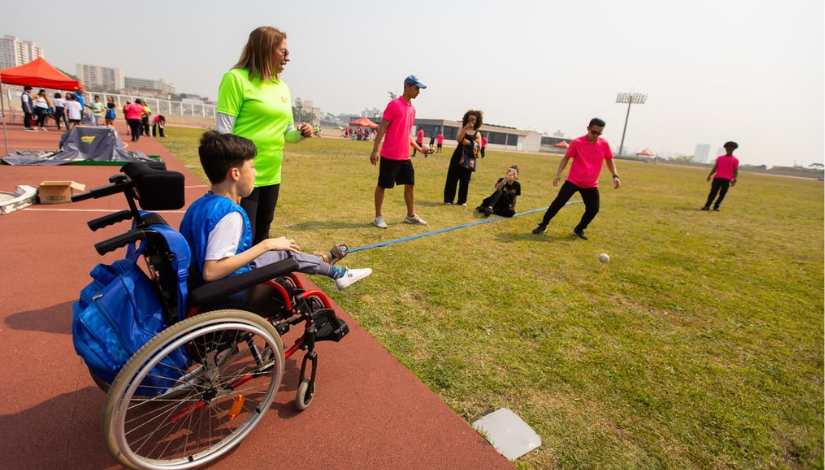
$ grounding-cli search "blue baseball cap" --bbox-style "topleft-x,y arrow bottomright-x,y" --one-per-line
404,75 -> 427,89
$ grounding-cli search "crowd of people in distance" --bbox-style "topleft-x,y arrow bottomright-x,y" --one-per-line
341,127 -> 378,141
19,84 -> 165,140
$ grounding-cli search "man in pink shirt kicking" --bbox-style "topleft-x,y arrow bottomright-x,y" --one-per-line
369,75 -> 433,229
702,141 -> 740,211
533,118 -> 621,240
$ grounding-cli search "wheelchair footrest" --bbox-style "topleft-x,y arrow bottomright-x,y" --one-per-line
311,308 -> 349,342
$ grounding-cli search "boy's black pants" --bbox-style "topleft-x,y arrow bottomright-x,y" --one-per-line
539,180 -> 600,231
704,178 -> 731,209
481,190 -> 515,217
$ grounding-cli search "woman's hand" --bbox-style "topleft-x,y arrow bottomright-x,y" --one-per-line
298,123 -> 313,138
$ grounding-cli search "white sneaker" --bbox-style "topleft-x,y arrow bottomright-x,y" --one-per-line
404,214 -> 427,225
372,216 -> 388,229
335,267 -> 372,290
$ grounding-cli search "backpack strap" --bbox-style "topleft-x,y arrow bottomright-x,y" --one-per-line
150,224 -> 191,322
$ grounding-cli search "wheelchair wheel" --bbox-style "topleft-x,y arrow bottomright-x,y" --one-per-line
295,378 -> 314,411
102,310 -> 285,470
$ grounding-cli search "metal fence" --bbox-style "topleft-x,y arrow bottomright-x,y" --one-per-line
2,85 -> 215,119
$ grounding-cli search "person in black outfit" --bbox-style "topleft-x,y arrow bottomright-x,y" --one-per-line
477,166 -> 521,217
443,109 -> 483,205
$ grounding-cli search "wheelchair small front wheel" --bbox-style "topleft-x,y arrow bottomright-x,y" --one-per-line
102,310 -> 285,470
295,378 -> 314,411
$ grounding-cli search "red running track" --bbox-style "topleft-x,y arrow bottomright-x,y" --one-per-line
0,120 -> 513,470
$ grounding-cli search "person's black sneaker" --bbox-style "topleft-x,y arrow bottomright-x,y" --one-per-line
701,206 -> 710,211
712,207 -> 720,212
572,228 -> 588,240
483,207 -> 493,217
532,224 -> 547,234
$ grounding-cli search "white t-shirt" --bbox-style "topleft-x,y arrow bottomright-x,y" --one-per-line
65,101 -> 83,120
205,212 -> 244,262
53,98 -> 65,108
34,97 -> 48,108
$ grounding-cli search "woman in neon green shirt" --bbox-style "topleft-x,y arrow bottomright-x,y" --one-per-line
217,26 -> 313,244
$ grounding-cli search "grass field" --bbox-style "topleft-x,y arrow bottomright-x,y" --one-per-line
163,128 -> 824,470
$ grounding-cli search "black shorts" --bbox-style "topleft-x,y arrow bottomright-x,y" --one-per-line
378,156 -> 415,189
437,144 -> 443,148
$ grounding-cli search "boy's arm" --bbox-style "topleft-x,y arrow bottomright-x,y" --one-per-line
511,195 -> 517,209
707,164 -> 717,181
203,236 -> 300,283
732,166 -> 739,186
369,120 -> 389,165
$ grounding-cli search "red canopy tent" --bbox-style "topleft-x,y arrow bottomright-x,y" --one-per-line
553,141 -> 569,148
636,148 -> 655,157
348,116 -> 379,129
1,58 -> 85,153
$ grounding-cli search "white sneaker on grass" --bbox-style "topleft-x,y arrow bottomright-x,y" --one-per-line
404,214 -> 427,225
372,216 -> 388,229
335,267 -> 372,290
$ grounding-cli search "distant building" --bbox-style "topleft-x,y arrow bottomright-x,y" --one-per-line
409,118 -> 540,151
362,107 -> 382,119
716,147 -> 725,158
0,35 -> 44,69
294,98 -> 321,125
124,76 -> 175,95
694,144 -> 711,163
552,130 -> 565,138
76,63 -> 125,92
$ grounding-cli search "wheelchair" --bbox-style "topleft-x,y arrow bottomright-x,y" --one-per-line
72,162 -> 350,470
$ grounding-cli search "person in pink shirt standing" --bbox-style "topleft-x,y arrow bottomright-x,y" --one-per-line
124,99 -> 146,142
411,126 -> 425,157
702,141 -> 740,211
436,131 -> 444,153
369,75 -> 432,229
532,118 -> 621,240
480,134 -> 488,158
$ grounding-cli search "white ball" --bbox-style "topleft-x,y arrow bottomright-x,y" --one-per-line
599,253 -> 610,263
421,145 -> 431,153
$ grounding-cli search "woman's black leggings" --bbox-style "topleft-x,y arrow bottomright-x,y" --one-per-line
35,108 -> 47,127
127,119 -> 142,140
241,184 -> 281,245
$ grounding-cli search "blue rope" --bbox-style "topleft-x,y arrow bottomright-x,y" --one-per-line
349,200 -> 583,253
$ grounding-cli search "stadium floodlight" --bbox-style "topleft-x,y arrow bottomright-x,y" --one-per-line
615,92 -> 647,157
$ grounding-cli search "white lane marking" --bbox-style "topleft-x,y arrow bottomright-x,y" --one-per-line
25,208 -> 186,213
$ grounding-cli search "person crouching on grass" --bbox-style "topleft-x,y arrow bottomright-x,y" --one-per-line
477,166 -> 521,217
702,141 -> 739,211
532,118 -> 621,240
181,131 -> 371,290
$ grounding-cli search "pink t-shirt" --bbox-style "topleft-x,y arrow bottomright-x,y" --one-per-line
380,97 -> 416,161
565,135 -> 613,188
481,136 -> 488,148
415,128 -> 424,144
714,155 -> 739,180
124,103 -> 143,120
437,134 -> 444,144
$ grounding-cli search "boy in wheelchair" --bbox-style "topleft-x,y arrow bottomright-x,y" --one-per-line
181,131 -> 372,290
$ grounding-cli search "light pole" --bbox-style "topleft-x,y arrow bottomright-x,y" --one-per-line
615,92 -> 647,158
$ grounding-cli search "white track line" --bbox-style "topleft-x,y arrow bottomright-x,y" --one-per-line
25,208 -> 186,213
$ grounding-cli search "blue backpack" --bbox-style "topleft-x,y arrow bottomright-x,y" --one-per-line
72,224 -> 192,396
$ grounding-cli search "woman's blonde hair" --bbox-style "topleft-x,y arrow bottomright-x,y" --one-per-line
234,26 -> 287,81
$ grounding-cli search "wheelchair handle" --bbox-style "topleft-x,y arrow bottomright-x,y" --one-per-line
95,229 -> 148,256
71,179 -> 133,203
87,210 -> 134,232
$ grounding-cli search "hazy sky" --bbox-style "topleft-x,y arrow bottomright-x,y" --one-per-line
2,0 -> 823,167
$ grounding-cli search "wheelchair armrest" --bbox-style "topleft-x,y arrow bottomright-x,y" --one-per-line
188,259 -> 299,308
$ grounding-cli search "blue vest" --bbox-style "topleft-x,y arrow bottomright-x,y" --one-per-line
180,193 -> 253,283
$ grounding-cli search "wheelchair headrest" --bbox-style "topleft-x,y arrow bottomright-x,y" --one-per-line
122,162 -> 185,210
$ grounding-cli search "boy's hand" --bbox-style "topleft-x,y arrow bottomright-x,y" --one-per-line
370,149 -> 379,165
264,236 -> 300,253
553,175 -> 561,187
